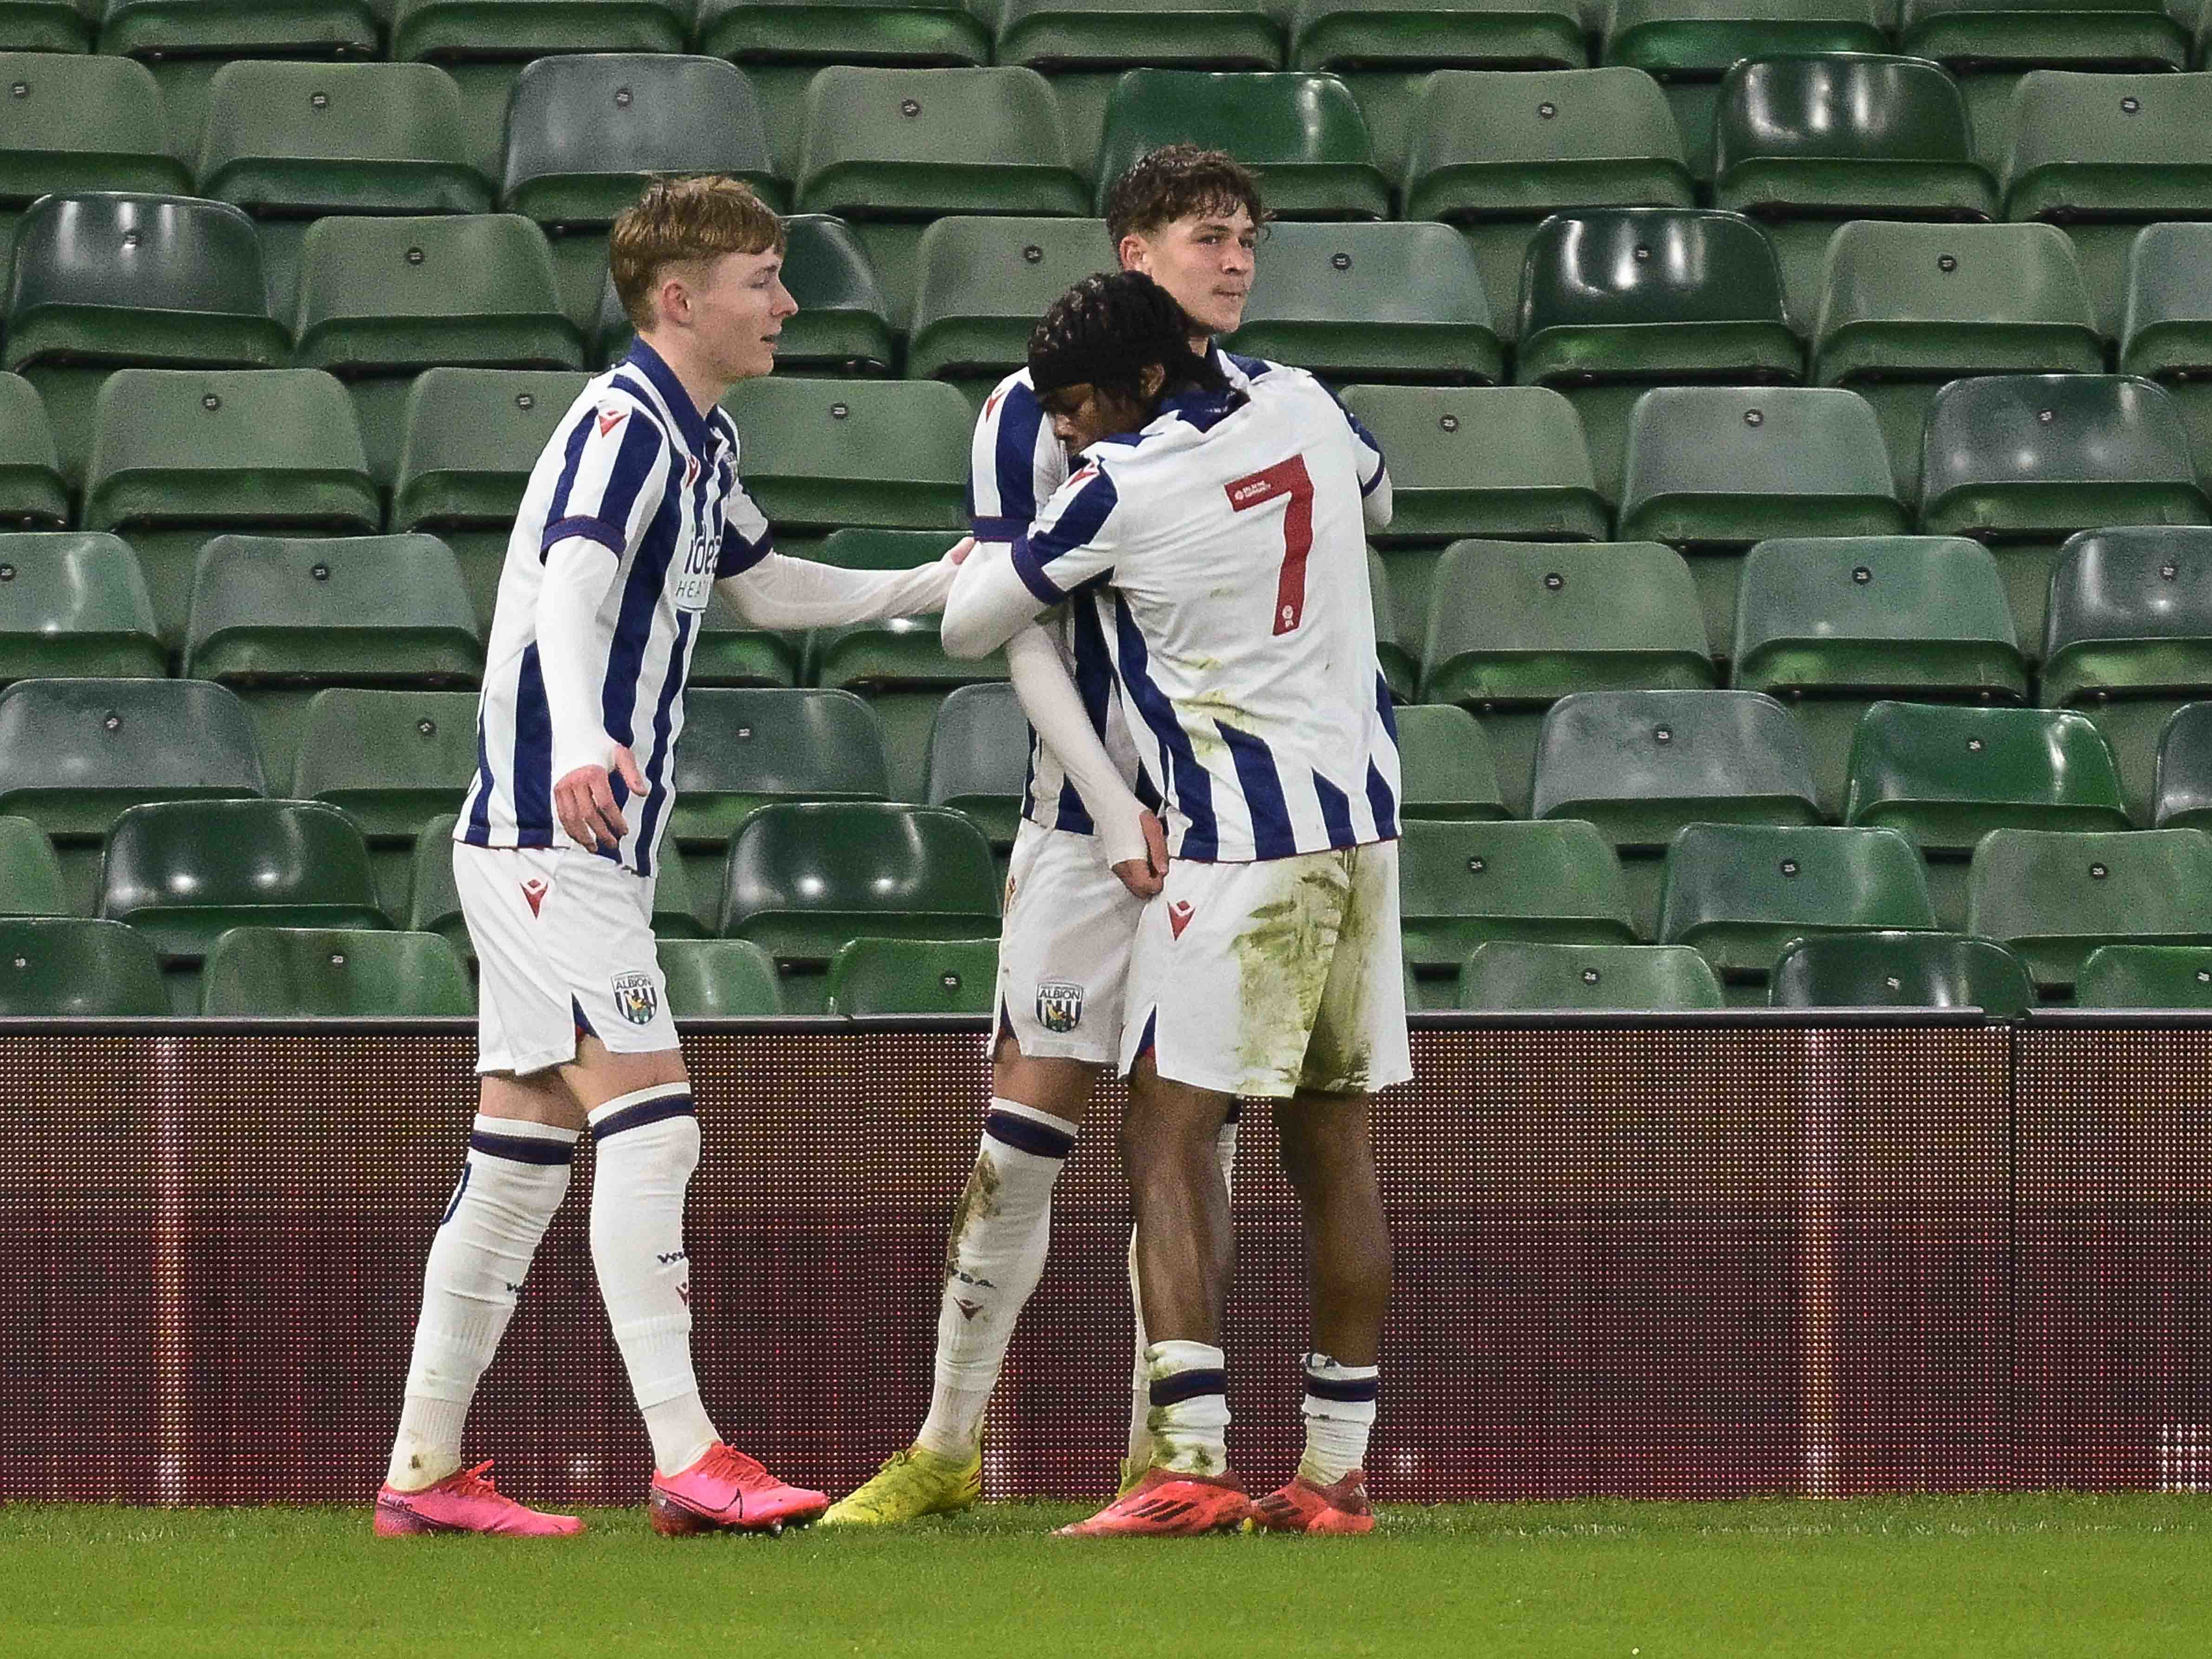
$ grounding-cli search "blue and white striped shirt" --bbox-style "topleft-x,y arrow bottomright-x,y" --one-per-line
457,339 -> 772,877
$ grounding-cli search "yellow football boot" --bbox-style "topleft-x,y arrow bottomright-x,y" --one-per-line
819,1442 -> 982,1526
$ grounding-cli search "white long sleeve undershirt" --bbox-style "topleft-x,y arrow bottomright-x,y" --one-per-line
1004,623 -> 1151,870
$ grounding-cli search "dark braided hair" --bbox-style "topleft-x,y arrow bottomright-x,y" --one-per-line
1027,271 -> 1231,411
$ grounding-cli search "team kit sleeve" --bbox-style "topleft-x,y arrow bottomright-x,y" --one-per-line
1331,386 -> 1393,533
533,396 -> 672,780
941,464 -> 1122,659
967,375 -> 1062,542
713,478 -> 961,627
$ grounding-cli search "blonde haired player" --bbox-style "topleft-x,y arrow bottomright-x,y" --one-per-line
373,177 -> 964,1538
827,149 -> 1392,1526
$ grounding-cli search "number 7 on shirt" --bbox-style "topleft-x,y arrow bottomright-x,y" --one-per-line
1225,455 -> 1315,637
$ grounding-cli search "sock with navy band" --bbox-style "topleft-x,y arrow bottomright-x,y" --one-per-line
1298,1352 -> 1379,1486
915,1098 -> 1079,1461
589,1084 -> 719,1478
1125,1106 -> 1240,1474
385,1114 -> 578,1492
1145,1339 -> 1231,1478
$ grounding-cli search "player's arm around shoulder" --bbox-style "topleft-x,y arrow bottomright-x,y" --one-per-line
942,458 -> 1121,660
1270,361 -> 1393,533
710,475 -> 968,628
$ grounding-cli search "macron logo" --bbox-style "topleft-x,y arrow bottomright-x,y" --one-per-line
596,406 -> 627,438
520,879 -> 549,917
1168,900 -> 1196,940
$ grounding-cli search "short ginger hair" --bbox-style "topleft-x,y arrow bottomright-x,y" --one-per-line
609,175 -> 787,331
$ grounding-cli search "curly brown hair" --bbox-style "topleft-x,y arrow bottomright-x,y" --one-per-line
609,175 -> 787,331
1104,144 -> 1266,247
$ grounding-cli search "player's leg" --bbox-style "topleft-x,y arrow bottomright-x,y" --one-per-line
376,846 -> 592,1537
1251,839 -> 1409,1536
550,856 -> 827,1534
827,824 -> 1131,1525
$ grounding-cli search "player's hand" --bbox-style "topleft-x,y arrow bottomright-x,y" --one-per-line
1111,810 -> 1170,900
944,537 -> 975,565
554,745 -> 645,853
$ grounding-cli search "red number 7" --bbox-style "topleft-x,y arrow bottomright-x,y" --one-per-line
1224,454 -> 1315,637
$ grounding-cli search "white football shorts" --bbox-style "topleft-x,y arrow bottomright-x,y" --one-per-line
1120,839 -> 1412,1100
994,818 -> 1144,1065
454,840 -> 678,1075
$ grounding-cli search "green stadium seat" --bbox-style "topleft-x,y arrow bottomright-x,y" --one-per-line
1899,0 -> 2188,72
1713,54 -> 1996,218
2153,699 -> 2212,830
1768,929 -> 2033,1015
719,803 -> 1001,985
0,1 -> 93,53
184,534 -> 482,687
1421,538 -> 1714,813
2041,526 -> 2212,822
2003,71 -> 2212,336
717,377 -> 971,533
656,937 -> 784,1016
2120,222 -> 2212,487
200,925 -> 472,1016
0,53 -> 190,204
1223,220 -> 1501,383
1713,55 -> 1996,328
291,688 -> 482,835
0,532 -> 164,682
83,368 -> 377,535
812,606 -> 1007,806
2073,942 -> 2212,1007
391,0 -> 687,60
690,586 -> 800,691
1514,207 -> 1800,498
1732,535 -> 2027,816
797,67 -> 1086,218
1337,385 -> 1608,545
697,0 -> 988,67
1398,819 -> 1637,993
1370,545 -> 1416,704
907,215 -> 1111,383
826,934 -> 998,1015
1812,220 -> 2103,501
101,798 -> 385,965
196,61 -> 491,216
996,0 -> 1282,70
670,687 -> 889,846
1619,386 -> 1905,652
1095,70 -> 1389,219
1393,702 -> 1507,820
404,809 -> 465,948
1403,69 -> 1694,337
1843,702 -> 2131,929
0,677 -> 265,840
925,681 -> 1029,848
500,54 -> 780,228
1456,939 -> 1724,1010
292,214 -> 581,373
98,0 -> 378,55
0,813 -> 63,916
1968,825 -> 2212,992
390,367 -> 587,531
0,916 -> 168,1014
1605,0 -> 1886,76
1532,688 -> 1822,848
1516,208 -> 1800,385
1287,0 -> 1587,72
1918,374 -> 2209,653
0,373 -> 66,529
4,194 -> 289,374
1658,821 -> 1937,988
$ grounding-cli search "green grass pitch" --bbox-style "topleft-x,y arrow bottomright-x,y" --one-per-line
4,1496 -> 2210,1657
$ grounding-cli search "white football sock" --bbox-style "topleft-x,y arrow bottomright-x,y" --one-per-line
386,1115 -> 577,1491
1124,1108 -> 1239,1472
1297,1352 -> 1379,1486
588,1085 -> 719,1478
1145,1339 -> 1230,1478
916,1100 -> 1078,1461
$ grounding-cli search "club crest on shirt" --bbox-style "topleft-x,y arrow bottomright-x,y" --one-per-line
1036,979 -> 1084,1034
612,971 -> 658,1026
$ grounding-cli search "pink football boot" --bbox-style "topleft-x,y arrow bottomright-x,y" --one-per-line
1249,1470 -> 1376,1535
373,1460 -> 585,1537
648,1442 -> 829,1536
1054,1466 -> 1252,1538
